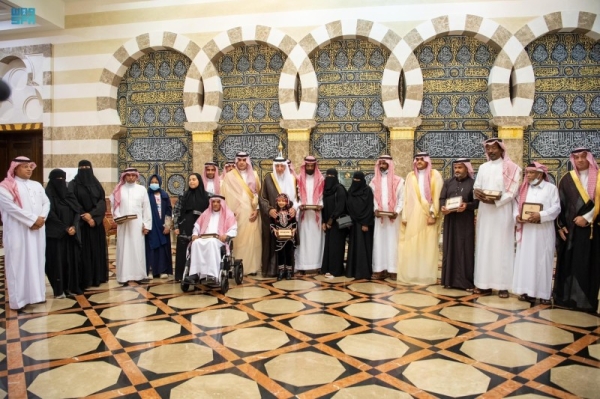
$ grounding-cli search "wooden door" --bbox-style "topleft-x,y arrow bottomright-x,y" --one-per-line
0,130 -> 43,184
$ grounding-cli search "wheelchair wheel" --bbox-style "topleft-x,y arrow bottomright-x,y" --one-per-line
220,270 -> 229,294
181,264 -> 191,292
234,261 -> 244,285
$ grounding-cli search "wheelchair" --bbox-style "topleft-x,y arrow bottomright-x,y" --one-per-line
180,236 -> 244,294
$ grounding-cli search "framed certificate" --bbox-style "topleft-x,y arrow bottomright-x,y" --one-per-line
445,196 -> 463,211
520,202 -> 543,221
200,233 -> 219,239
482,189 -> 502,201
277,229 -> 293,239
378,211 -> 396,217
303,205 -> 320,210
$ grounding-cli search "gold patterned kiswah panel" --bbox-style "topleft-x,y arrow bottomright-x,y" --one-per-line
525,33 -> 600,184
215,45 -> 287,180
310,39 -> 389,185
414,36 -> 498,178
117,50 -> 191,196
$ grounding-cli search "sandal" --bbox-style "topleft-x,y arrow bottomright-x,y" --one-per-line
498,290 -> 509,299
540,298 -> 552,305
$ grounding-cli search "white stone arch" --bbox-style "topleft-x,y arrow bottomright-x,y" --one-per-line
294,19 -> 403,119
193,25 -> 299,122
97,31 -> 203,127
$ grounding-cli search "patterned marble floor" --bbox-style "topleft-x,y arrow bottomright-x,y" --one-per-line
1,242 -> 600,398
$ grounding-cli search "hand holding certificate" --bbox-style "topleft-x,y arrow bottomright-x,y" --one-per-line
520,202 -> 543,223
445,196 -> 463,212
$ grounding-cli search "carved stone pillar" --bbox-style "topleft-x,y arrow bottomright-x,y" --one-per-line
281,120 -> 316,170
492,117 -> 532,167
185,122 -> 219,173
384,117 -> 422,179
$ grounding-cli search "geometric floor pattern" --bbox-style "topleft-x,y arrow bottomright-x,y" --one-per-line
1,248 -> 600,398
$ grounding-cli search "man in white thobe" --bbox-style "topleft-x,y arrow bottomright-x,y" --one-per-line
473,138 -> 521,298
186,195 -> 237,281
512,162 -> 560,304
370,155 -> 404,280
295,156 -> 325,273
0,156 -> 50,310
203,161 -> 220,196
110,168 -> 152,284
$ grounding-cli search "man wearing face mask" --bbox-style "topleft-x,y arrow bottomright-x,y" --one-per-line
145,174 -> 172,279
473,138 -> 521,298
512,162 -> 560,304
554,148 -> 600,312
110,168 -> 153,284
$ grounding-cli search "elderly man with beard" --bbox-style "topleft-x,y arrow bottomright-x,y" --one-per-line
0,156 -> 50,310
110,168 -> 153,284
554,148 -> 600,312
295,156 -> 325,274
221,152 -> 262,275
203,161 -> 220,196
259,156 -> 297,277
370,155 -> 404,280
473,138 -> 521,298
397,152 -> 443,285
512,161 -> 560,305
440,158 -> 479,290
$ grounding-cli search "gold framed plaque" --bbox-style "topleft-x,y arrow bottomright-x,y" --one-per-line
445,196 -> 463,211
520,202 -> 543,221
482,189 -> 502,201
114,214 -> 137,224
277,229 -> 293,239
303,205 -> 320,210
378,211 -> 396,217
200,234 -> 219,239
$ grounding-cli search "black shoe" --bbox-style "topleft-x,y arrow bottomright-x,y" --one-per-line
183,274 -> 199,285
286,269 -> 293,280
277,269 -> 285,281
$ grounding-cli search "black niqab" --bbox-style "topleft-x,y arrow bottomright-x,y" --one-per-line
346,171 -> 374,226
46,169 -> 81,214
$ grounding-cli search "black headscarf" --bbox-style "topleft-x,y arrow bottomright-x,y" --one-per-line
346,171 -> 374,226
71,160 -> 105,211
324,168 -> 340,197
181,172 -> 209,213
147,174 -> 172,249
46,169 -> 81,214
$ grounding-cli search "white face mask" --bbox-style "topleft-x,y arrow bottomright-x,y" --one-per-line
530,178 -> 541,186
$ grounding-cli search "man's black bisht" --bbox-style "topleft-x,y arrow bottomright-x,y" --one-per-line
439,173 -> 478,290
47,169 -> 83,296
68,160 -> 108,288
345,171 -> 374,280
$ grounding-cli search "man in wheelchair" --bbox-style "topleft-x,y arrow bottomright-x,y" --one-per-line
184,195 -> 237,284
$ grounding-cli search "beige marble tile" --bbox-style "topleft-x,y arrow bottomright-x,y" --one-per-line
23,334 -> 102,361
167,295 -> 218,310
440,305 -> 499,324
389,292 -> 440,307
344,303 -> 399,320
394,318 -> 459,340
504,322 -> 574,346
404,359 -> 490,397
589,343 -> 600,361
337,333 -> 409,361
91,280 -> 126,290
149,284 -> 184,295
508,395 -> 553,399
460,338 -> 537,368
265,351 -> 345,387
304,289 -> 353,304
171,374 -> 261,399
314,275 -> 354,283
348,282 -> 393,294
252,298 -> 306,315
426,285 -> 469,297
22,298 -> 78,314
0,387 -> 4,399
0,352 -> 4,363
20,314 -> 88,334
138,343 -> 213,374
226,286 -> 271,300
191,308 -> 249,328
550,364 -> 600,399
99,303 -> 158,321
115,320 -> 181,343
88,289 -> 140,304
272,280 -> 316,291
538,309 -> 600,328
476,295 -> 531,311
0,326 -> 4,335
289,314 -> 350,335
223,326 -> 289,352
333,385 -> 412,399
28,361 -> 122,398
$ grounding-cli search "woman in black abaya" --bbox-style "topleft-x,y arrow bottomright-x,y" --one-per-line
345,171 -> 374,279
320,169 -> 348,277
